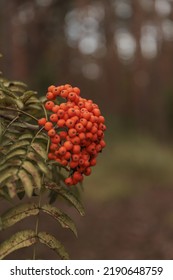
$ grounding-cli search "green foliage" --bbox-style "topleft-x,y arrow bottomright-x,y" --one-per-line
0,57 -> 84,259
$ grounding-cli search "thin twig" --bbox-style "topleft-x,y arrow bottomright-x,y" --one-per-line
0,106 -> 38,121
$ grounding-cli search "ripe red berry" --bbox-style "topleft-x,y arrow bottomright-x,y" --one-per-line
38,118 -> 47,126
44,122 -> 53,131
45,101 -> 55,110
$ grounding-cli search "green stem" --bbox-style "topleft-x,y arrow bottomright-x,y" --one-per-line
2,115 -> 19,136
32,194 -> 42,260
33,135 -> 50,260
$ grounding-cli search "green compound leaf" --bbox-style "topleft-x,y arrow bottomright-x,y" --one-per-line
0,159 -> 22,172
19,133 -> 33,140
21,90 -> 37,103
0,230 -> 36,259
5,148 -> 26,161
18,169 -> 34,197
38,231 -> 69,260
22,160 -> 42,189
27,151 -> 49,176
31,142 -> 47,160
41,204 -> 77,237
6,140 -> 30,153
0,167 -> 18,186
0,203 -> 39,231
45,183 -> 85,216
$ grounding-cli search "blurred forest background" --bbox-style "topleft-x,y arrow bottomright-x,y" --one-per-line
1,0 -> 173,259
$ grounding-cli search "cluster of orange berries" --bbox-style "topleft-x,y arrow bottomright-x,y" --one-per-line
38,84 -> 106,186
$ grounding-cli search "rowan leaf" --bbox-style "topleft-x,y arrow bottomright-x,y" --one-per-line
0,203 -> 39,230
0,167 -> 18,186
41,204 -> 77,237
5,148 -> 26,161
22,160 -> 42,189
19,133 -> 33,140
22,90 -> 37,103
46,183 -> 85,216
38,232 -> 69,260
6,140 -> 30,153
31,142 -> 47,160
27,151 -> 49,175
18,169 -> 34,197
0,230 -> 36,259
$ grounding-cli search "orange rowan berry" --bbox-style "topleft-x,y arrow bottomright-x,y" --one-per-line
75,123 -> 84,132
58,146 -> 67,156
87,143 -> 96,154
45,101 -> 55,110
66,119 -> 75,128
46,91 -> 55,100
69,161 -> 79,169
51,134 -> 60,144
75,109 -> 81,117
68,128 -> 77,137
71,136 -> 80,145
64,84 -> 72,89
38,117 -> 47,126
79,132 -> 86,141
93,108 -> 101,116
78,101 -> 84,109
50,143 -> 58,151
72,144 -> 81,154
57,109 -> 65,118
83,159 -> 90,168
99,123 -> 106,131
68,92 -> 77,101
60,89 -> 68,98
61,159 -> 68,166
91,126 -> 98,134
85,102 -> 93,111
48,153 -> 56,160
65,177 -> 73,186
44,122 -> 53,131
63,151 -> 71,160
98,115 -> 105,123
100,139 -> 106,148
82,111 -> 91,120
48,128 -> 56,137
64,140 -> 73,151
48,85 -> 55,92
90,157 -> 97,166
57,119 -> 65,127
72,154 -> 80,162
90,115 -> 97,123
97,130 -> 104,138
59,85 -> 65,91
60,103 -> 68,110
68,108 -> 76,117
86,121 -> 93,130
84,167 -> 92,176
73,171 -> 83,182
59,131 -> 67,139
86,132 -> 93,140
80,118 -> 87,126
52,105 -> 60,113
52,86 -> 61,96
55,157 -> 62,164
73,87 -> 80,95
92,133 -> 98,141
78,158 -> 84,166
50,114 -> 58,122
96,144 -> 102,152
